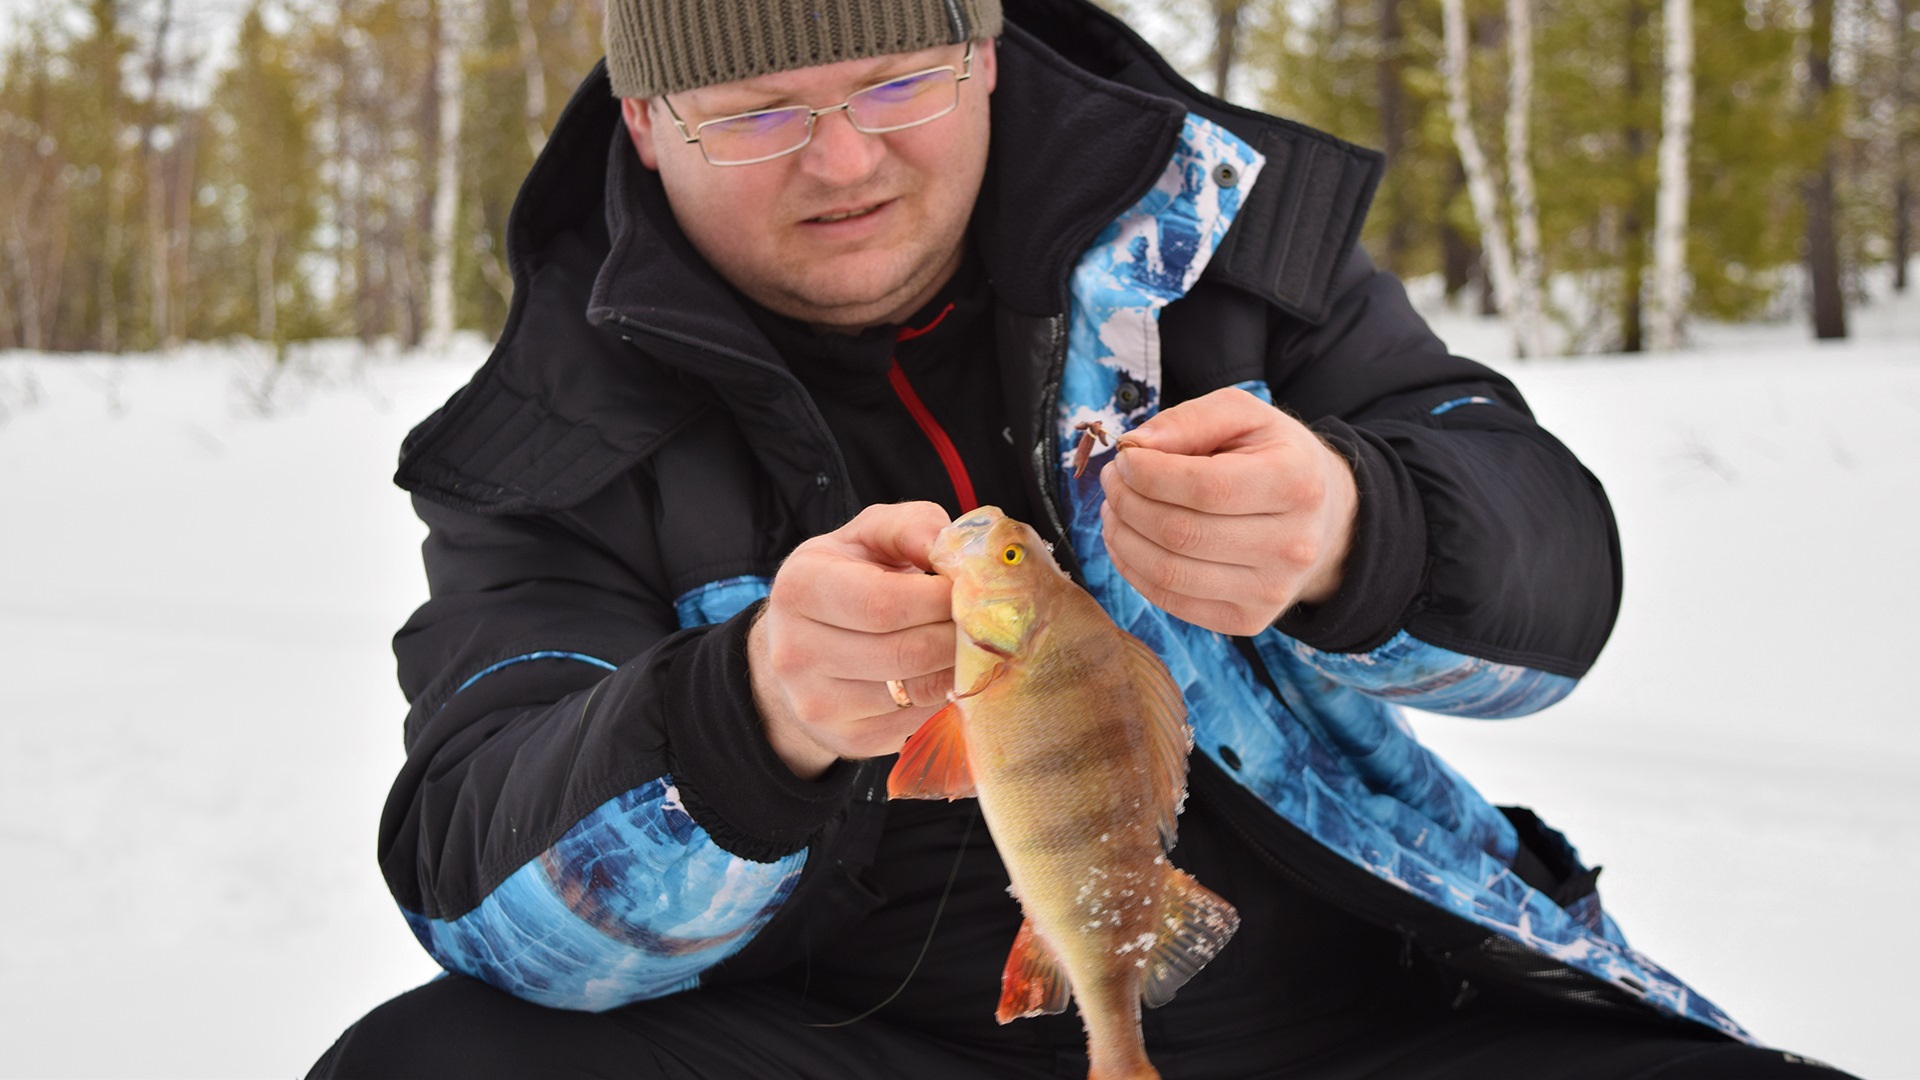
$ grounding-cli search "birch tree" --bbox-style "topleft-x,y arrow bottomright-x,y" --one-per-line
427,0 -> 469,349
1648,0 -> 1693,350
1441,0 -> 1528,355
1503,0 -> 1547,358
510,0 -> 547,157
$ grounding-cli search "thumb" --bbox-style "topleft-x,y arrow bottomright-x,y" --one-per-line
1121,387 -> 1275,458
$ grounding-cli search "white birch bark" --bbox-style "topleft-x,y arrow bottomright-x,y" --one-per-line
1504,0 -> 1547,358
1649,0 -> 1693,351
427,0 -> 468,350
512,0 -> 549,158
1441,0 -> 1520,346
142,0 -> 175,345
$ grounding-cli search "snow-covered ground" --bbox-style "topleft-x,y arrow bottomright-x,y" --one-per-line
0,286 -> 1914,1078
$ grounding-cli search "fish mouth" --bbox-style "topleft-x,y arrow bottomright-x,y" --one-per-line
931,505 -> 1006,573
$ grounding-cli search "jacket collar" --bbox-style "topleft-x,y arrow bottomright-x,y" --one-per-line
397,0 -> 1261,515
581,20 -> 1186,357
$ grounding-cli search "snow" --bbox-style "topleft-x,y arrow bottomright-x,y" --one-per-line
1,287 -> 1915,1077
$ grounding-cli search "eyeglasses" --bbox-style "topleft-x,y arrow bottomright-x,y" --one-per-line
662,42 -> 974,167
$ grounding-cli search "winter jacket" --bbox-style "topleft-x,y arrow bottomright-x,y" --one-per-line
381,0 -> 1747,1041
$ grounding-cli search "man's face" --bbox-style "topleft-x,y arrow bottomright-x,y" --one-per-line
622,39 -> 997,331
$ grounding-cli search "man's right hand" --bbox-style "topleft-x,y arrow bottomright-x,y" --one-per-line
748,502 -> 957,780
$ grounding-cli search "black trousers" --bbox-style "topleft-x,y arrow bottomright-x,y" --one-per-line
307,974 -> 1861,1080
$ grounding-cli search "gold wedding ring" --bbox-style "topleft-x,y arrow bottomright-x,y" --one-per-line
886,679 -> 914,709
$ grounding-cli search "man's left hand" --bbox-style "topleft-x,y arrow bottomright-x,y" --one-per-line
1097,387 -> 1358,637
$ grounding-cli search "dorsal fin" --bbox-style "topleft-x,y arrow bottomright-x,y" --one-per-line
1142,868 -> 1240,1009
1119,630 -> 1191,850
888,701 -> 976,801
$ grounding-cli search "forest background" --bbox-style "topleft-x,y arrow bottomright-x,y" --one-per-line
0,0 -> 1913,359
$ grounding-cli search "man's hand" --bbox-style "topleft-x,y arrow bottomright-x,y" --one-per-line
1098,388 -> 1358,637
748,502 -> 957,780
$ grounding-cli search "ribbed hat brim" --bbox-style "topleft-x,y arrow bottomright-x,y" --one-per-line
605,0 -> 1004,99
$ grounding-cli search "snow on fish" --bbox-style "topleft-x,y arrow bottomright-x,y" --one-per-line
889,506 -> 1239,1080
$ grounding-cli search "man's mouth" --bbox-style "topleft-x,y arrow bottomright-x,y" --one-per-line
806,203 -> 884,224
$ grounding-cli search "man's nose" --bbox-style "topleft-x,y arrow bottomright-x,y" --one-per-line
798,108 -> 885,186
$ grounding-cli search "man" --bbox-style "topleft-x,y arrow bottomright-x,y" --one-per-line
309,1 -> 1855,1076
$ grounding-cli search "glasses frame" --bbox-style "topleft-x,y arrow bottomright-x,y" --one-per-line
661,42 -> 975,167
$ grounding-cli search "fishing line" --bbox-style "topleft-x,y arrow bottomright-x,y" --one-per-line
803,801 -> 979,1029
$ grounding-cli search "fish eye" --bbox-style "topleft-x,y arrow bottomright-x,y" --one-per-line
1001,543 -> 1025,565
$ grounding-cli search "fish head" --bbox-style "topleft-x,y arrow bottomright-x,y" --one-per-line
930,506 -> 1069,660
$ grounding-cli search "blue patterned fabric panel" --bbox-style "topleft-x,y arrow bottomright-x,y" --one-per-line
674,575 -> 774,630
1054,113 -> 1750,1040
1267,630 -> 1579,719
405,577 -> 795,1010
405,777 -> 806,1010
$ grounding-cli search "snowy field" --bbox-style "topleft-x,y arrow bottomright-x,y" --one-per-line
0,284 -> 1915,1079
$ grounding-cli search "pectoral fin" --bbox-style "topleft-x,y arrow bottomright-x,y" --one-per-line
887,702 -> 976,801
996,918 -> 1072,1023
1141,869 -> 1240,1008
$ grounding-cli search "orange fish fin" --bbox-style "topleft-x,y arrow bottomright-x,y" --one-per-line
996,918 -> 1072,1023
887,701 -> 976,801
1119,631 -> 1192,849
1141,868 -> 1239,1009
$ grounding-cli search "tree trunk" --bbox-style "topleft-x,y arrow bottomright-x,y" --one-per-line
1441,0 -> 1521,345
141,0 -> 176,348
256,227 -> 278,343
1440,158 -> 1478,302
7,217 -> 42,351
1504,0 -> 1547,358
1804,0 -> 1847,339
428,0 -> 468,349
512,0 -> 549,158
1619,0 -> 1648,354
1898,176 -> 1912,293
1894,0 -> 1912,292
1212,0 -> 1244,100
1648,0 -> 1692,351
1377,0 -> 1410,274
167,111 -> 195,345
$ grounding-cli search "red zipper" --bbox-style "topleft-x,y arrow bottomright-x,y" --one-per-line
890,303 -> 978,512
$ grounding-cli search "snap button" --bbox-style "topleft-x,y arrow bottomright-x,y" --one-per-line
1213,162 -> 1240,188
1115,380 -> 1143,409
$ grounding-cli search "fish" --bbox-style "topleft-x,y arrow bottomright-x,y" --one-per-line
888,505 -> 1239,1080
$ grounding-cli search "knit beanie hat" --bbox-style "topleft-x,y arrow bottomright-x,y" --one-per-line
604,0 -> 1004,99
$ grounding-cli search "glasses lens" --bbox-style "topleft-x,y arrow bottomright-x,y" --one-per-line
698,107 -> 812,165
847,69 -> 958,133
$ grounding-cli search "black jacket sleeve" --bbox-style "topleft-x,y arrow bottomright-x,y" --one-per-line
376,490 -> 858,1007
1171,245 -> 1621,679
